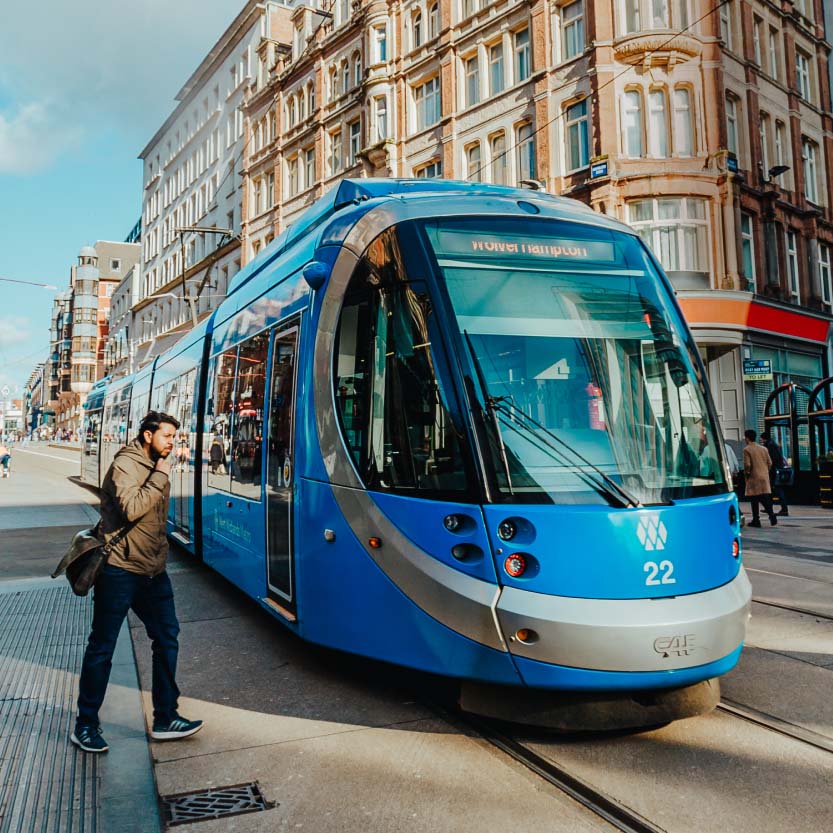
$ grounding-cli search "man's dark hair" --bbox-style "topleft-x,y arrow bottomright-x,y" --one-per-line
745,429 -> 757,442
760,431 -> 770,441
137,411 -> 180,441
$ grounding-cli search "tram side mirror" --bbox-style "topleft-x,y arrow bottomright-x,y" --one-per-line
303,261 -> 330,290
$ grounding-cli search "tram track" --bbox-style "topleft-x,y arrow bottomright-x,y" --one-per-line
718,699 -> 833,755
751,596 -> 833,622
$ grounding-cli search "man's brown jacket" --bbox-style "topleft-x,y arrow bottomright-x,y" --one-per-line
100,439 -> 170,576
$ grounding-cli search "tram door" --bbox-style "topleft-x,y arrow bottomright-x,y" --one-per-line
265,326 -> 299,616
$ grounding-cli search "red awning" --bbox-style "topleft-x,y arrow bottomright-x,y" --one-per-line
679,296 -> 831,344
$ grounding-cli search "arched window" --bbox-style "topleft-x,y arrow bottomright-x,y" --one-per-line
673,87 -> 693,156
648,88 -> 668,158
308,81 -> 316,112
413,10 -> 423,48
288,97 -> 296,126
328,66 -> 337,101
353,52 -> 362,87
299,90 -> 306,120
622,90 -> 643,157
342,60 -> 350,93
428,3 -> 439,38
516,122 -> 535,181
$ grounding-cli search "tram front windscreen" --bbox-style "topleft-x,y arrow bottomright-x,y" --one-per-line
423,216 -> 728,505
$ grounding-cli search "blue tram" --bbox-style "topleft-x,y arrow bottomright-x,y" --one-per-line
82,180 -> 751,727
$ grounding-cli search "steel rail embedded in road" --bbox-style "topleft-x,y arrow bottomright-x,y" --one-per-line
751,596 -> 833,623
718,699 -> 833,755
442,708 -> 667,833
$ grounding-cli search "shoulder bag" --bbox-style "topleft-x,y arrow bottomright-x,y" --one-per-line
52,520 -> 136,597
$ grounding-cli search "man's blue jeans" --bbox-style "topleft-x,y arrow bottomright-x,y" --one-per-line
77,564 -> 180,728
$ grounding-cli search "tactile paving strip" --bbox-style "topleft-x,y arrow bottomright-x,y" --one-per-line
0,584 -> 97,833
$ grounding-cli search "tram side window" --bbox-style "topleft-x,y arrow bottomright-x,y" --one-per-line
231,332 -> 268,499
333,226 -> 469,496
208,349 -> 237,490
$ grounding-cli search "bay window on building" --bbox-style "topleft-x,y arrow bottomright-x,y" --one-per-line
786,231 -> 800,301
374,95 -> 389,140
628,197 -> 709,276
465,55 -> 480,107
514,28 -> 530,82
622,89 -> 643,157
622,0 -> 688,34
819,243 -> 832,306
490,133 -> 508,184
740,213 -> 755,290
373,25 -> 387,63
801,138 -> 819,203
466,143 -> 481,181
516,122 -> 536,182
672,87 -> 694,156
561,1 -> 584,61
414,77 -> 441,130
489,43 -> 504,96
565,98 -> 589,171
647,88 -> 668,157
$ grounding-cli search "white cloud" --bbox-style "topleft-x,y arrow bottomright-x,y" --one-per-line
0,100 -> 83,174
0,317 -> 31,348
0,1 -> 244,173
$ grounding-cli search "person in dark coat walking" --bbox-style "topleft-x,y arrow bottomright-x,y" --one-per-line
760,431 -> 789,516
72,411 -> 203,753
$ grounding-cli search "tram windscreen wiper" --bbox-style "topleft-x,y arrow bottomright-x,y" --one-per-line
490,398 -> 641,508
463,332 -> 640,508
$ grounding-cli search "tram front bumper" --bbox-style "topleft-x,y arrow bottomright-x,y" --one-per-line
495,568 -> 752,673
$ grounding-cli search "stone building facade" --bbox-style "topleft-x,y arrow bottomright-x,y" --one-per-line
238,0 -> 832,464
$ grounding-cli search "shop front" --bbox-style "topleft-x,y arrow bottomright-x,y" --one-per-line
678,292 -> 832,467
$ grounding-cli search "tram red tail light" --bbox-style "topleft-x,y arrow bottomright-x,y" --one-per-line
504,553 -> 526,578
732,538 -> 740,558
368,537 -> 382,549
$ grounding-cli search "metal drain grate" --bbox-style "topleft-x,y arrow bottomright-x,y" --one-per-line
162,782 -> 274,826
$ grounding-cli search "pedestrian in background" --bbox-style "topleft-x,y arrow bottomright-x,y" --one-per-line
72,411 -> 203,753
743,429 -> 777,528
760,431 -> 789,517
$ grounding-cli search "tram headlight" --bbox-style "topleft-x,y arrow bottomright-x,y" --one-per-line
497,520 -> 517,541
504,553 -> 526,578
443,514 -> 462,532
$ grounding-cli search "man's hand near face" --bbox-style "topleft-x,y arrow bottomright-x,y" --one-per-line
155,454 -> 172,476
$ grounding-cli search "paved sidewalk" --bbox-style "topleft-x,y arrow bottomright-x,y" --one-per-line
0,450 -> 161,833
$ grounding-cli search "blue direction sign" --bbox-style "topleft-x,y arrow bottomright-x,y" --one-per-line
742,358 -> 773,381
591,161 -> 608,178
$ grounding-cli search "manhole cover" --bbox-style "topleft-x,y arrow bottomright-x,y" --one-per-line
162,782 -> 274,826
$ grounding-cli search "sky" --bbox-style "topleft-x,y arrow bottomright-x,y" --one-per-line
0,1 -> 245,398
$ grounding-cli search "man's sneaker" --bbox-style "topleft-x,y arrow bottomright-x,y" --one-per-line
748,520 -> 762,528
151,715 -> 203,741
777,508 -> 789,516
71,725 -> 109,753
769,513 -> 778,526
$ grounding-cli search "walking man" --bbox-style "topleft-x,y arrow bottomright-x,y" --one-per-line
743,429 -> 777,528
72,411 -> 202,753
760,431 -> 789,517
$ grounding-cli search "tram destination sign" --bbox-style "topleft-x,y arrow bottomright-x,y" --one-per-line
742,359 -> 773,381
